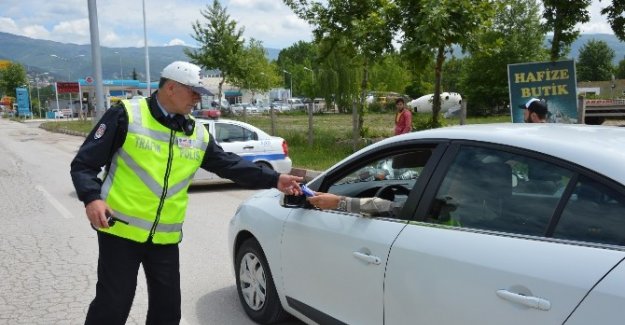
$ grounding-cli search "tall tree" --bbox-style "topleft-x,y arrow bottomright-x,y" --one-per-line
276,41 -> 319,98
601,1 -> 625,42
460,0 -> 547,115
185,0 -> 244,109
543,0 -> 591,61
316,38 -> 361,114
368,54 -> 411,94
397,0 -> 495,126
577,39 -> 615,81
285,0 -> 396,145
0,62 -> 28,99
230,38 -> 281,119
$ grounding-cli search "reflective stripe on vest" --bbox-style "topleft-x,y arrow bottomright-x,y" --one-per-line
100,98 -> 208,243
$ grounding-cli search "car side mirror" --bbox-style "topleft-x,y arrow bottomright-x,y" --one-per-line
281,194 -> 311,208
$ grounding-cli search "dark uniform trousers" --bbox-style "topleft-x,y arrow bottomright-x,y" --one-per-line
85,232 -> 181,325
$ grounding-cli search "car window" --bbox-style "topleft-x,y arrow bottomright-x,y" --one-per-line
426,146 -> 573,236
554,175 -> 625,246
215,123 -> 257,142
326,149 -> 433,217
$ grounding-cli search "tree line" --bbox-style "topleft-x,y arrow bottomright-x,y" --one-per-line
187,0 -> 625,138
3,0 -> 625,132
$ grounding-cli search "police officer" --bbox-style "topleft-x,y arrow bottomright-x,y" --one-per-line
70,61 -> 303,325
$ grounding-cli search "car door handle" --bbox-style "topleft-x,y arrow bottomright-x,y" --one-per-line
496,289 -> 551,311
353,252 -> 381,265
243,146 -> 254,150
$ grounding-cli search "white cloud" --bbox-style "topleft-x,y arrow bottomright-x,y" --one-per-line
22,25 -> 51,40
166,38 -> 188,46
0,17 -> 22,35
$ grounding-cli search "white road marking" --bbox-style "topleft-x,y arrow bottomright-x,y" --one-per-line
180,316 -> 190,325
35,184 -> 76,219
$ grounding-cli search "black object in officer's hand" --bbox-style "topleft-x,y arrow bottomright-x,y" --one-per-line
106,211 -> 116,227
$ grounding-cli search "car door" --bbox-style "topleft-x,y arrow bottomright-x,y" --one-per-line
281,146 -> 439,325
384,144 -> 625,324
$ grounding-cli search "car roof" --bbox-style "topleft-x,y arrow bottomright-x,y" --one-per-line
374,123 -> 625,185
195,117 -> 272,138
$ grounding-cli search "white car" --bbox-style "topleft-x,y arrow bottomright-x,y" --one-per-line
192,117 -> 292,183
228,123 -> 625,325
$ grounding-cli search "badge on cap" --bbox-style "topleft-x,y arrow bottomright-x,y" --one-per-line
94,124 -> 107,139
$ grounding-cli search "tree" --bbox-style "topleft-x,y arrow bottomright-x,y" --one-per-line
276,41 -> 319,98
616,57 -> 625,79
460,0 -> 547,115
185,0 -> 244,110
397,0 -> 495,127
368,54 -> 411,94
577,39 -> 615,81
601,1 -> 625,42
543,0 -> 591,61
316,38 -> 361,114
0,62 -> 28,99
230,39 -> 281,120
285,0 -> 396,145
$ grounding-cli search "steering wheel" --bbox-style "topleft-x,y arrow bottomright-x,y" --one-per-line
374,184 -> 410,201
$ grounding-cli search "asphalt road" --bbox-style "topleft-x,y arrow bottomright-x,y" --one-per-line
0,117 -> 303,324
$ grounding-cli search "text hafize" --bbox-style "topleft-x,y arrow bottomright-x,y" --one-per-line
514,69 -> 571,97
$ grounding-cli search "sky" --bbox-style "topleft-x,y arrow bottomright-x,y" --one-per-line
0,0 -> 618,50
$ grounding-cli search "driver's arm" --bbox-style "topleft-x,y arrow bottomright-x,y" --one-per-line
307,193 -> 396,217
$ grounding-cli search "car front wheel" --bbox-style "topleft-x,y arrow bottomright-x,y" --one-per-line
235,238 -> 290,324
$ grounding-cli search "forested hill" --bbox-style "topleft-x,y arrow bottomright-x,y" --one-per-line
0,31 -> 280,80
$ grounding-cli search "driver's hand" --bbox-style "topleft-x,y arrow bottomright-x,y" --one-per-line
307,193 -> 341,210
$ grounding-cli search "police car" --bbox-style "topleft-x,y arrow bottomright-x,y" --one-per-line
191,110 -> 292,184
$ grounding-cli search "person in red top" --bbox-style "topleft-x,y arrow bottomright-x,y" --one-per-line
394,98 -> 413,135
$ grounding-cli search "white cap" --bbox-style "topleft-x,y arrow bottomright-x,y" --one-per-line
161,61 -> 212,95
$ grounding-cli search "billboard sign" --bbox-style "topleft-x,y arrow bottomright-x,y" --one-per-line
15,87 -> 31,117
56,82 -> 80,94
507,60 -> 578,123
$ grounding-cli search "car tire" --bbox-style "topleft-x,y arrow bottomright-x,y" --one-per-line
235,238 -> 290,324
254,161 -> 273,170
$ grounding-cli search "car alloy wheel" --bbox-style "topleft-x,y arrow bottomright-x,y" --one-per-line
235,238 -> 290,324
239,251 -> 266,311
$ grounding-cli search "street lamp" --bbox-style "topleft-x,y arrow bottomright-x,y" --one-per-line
35,72 -> 49,118
303,66 -> 314,96
282,70 -> 292,99
50,54 -> 85,117
114,51 -> 123,81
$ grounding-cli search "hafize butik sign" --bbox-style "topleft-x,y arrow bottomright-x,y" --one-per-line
507,60 -> 578,123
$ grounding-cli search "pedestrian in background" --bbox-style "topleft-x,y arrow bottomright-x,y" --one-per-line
394,97 -> 413,135
70,61 -> 303,325
520,98 -> 548,123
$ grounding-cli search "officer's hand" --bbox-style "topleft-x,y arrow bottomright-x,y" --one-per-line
85,199 -> 113,229
277,174 -> 304,195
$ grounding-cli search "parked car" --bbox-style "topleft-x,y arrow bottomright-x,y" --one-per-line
228,123 -> 625,325
192,117 -> 292,184
231,103 -> 259,115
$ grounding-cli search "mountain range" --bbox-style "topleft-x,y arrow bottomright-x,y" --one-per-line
0,31 -> 281,82
1,31 -> 625,82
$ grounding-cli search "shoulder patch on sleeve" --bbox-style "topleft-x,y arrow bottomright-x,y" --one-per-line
94,123 -> 107,139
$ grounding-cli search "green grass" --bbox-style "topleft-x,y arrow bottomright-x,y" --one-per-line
42,112 -> 511,171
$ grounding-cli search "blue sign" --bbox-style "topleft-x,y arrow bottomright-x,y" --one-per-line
15,87 -> 32,117
507,60 -> 578,123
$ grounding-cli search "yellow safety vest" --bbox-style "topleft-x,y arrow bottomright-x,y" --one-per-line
100,98 -> 208,244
